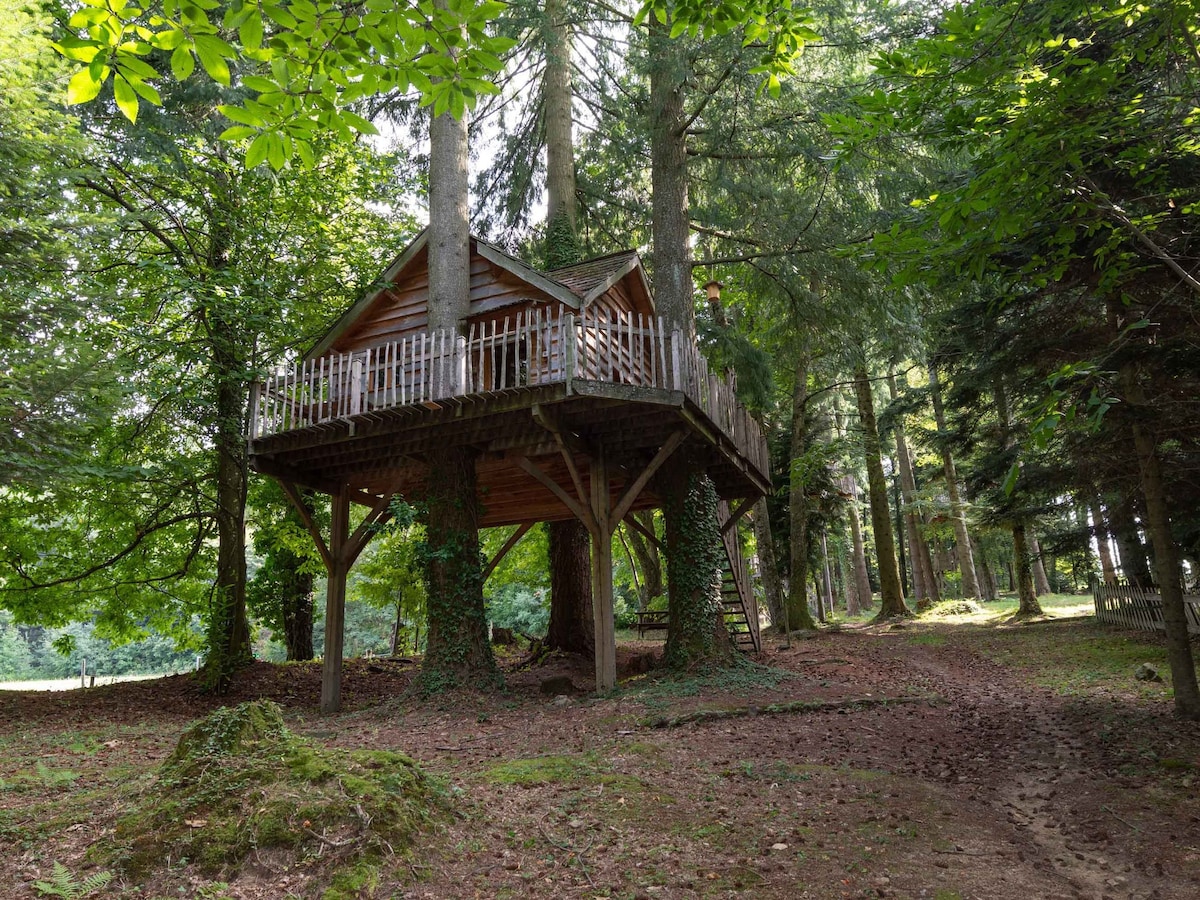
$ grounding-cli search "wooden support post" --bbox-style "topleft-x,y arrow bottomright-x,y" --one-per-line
590,450 -> 616,693
321,490 -> 350,715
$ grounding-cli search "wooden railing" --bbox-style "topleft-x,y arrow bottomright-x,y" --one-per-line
249,309 -> 769,476
1092,578 -> 1200,635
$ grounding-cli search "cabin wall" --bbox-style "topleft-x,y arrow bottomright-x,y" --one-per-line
332,253 -> 570,354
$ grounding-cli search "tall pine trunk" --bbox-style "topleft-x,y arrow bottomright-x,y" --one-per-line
1028,531 -> 1053,595
928,366 -> 981,599
650,15 -> 733,666
1091,503 -> 1118,584
539,0 -> 594,653
852,365 -> 909,618
420,68 -> 497,688
1123,365 -> 1200,719
993,377 -> 1042,617
752,498 -> 786,628
547,521 -> 594,654
787,352 -> 818,629
887,371 -> 938,608
1110,492 -> 1153,585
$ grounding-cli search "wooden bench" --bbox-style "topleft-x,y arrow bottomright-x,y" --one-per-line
636,610 -> 668,639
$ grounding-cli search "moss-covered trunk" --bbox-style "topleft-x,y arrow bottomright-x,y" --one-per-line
420,446 -> 497,687
661,458 -> 734,669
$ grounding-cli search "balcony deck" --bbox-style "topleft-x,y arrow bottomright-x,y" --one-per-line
248,309 -> 771,525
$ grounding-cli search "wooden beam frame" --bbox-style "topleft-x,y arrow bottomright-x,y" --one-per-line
721,496 -> 755,536
279,480 -> 332,570
623,513 -> 664,554
611,429 -> 686,524
516,456 -> 598,536
532,403 -> 594,517
483,523 -> 533,580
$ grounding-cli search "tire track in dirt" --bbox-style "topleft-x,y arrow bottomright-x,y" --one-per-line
835,628 -> 1191,899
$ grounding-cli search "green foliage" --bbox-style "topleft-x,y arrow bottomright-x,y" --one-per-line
635,1 -> 820,96
486,584 -> 548,637
53,0 -> 514,167
32,862 -> 112,899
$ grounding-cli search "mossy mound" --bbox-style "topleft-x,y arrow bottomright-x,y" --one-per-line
927,599 -> 983,617
111,701 -> 444,879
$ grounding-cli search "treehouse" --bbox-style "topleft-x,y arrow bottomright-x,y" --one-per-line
247,230 -> 771,712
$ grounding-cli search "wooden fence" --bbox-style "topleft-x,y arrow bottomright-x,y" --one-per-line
249,308 -> 769,476
1092,578 -> 1200,635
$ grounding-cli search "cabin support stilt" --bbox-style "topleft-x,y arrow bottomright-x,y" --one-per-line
589,451 -> 616,692
277,479 -> 404,714
322,490 -> 350,714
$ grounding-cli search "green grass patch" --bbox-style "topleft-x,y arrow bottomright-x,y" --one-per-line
976,621 -> 1173,697
623,657 -> 794,704
906,632 -> 948,647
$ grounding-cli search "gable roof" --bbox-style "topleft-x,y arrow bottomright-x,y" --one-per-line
549,250 -> 644,304
305,230 -> 650,361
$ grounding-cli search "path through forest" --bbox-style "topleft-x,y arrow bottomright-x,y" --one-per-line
1,616 -> 1197,899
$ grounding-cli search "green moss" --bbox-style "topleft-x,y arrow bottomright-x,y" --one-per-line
109,701 -> 446,879
323,857 -> 382,900
483,755 -> 593,785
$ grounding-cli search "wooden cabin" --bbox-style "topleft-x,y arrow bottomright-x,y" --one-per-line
248,230 -> 770,711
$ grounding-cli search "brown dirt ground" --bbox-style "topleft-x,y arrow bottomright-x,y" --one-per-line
1,619 -> 1198,900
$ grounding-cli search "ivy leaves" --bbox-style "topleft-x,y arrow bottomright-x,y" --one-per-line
54,0 -> 514,168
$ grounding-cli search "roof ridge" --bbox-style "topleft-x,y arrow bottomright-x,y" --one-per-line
546,248 -> 638,273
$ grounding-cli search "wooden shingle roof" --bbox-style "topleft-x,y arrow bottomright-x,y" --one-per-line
548,250 -> 643,303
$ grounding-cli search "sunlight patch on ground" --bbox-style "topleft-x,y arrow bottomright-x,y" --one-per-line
0,672 -> 177,692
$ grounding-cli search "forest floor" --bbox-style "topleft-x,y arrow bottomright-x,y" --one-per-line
1,602 -> 1198,900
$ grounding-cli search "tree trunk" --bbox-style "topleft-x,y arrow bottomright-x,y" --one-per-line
887,374 -> 938,608
852,365 -> 909,618
625,510 -> 664,608
752,498 -> 786,629
648,15 -> 731,665
427,95 -> 470,333
844,494 -> 872,616
787,352 -> 818,630
1011,523 -> 1043,617
1091,504 -> 1118,584
546,520 -> 594,655
972,536 -> 997,601
1125,373 -> 1200,719
928,366 -> 981,599
1028,531 -> 1053,596
1110,492 -> 1153,586
202,186 -> 252,688
540,1 -> 593,649
281,569 -> 315,662
421,71 -> 495,688
421,446 -> 497,685
543,0 -> 579,268
661,454 -> 734,668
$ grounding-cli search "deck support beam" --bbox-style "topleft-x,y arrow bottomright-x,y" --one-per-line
589,450 -> 616,693
274,478 -> 406,715
483,522 -> 534,580
322,489 -> 351,715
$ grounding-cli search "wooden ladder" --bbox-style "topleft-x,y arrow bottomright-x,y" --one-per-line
718,500 -> 761,653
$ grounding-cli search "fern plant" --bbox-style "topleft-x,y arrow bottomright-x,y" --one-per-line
32,862 -> 113,899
